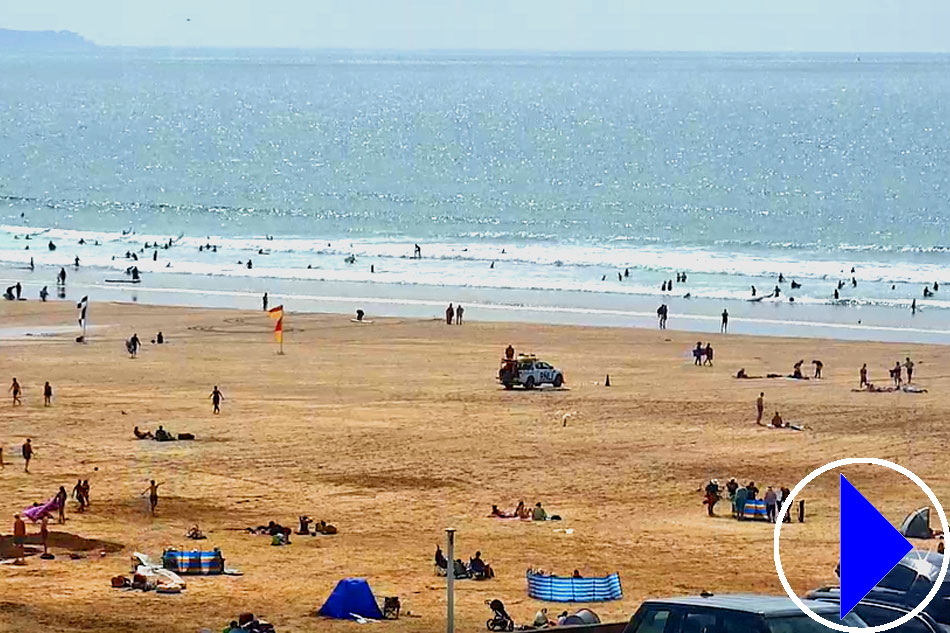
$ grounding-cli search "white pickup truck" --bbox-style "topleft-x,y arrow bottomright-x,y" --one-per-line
498,355 -> 565,390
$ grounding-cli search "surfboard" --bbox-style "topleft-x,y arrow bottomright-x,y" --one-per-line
350,319 -> 374,324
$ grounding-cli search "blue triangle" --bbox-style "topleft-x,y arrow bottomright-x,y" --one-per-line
840,474 -> 913,618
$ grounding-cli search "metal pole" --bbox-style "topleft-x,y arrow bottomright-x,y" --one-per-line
446,527 -> 456,633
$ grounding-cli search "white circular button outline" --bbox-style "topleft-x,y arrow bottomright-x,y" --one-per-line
773,457 -> 949,633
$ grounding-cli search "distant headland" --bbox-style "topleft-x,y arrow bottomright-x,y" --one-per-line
0,28 -> 95,50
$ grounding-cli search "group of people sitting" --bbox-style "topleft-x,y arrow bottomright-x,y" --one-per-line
296,516 -> 338,536
246,521 -> 295,546
490,501 -> 557,521
434,545 -> 495,580
703,478 -> 797,523
222,612 -> 276,633
133,425 -> 195,441
692,342 -> 714,366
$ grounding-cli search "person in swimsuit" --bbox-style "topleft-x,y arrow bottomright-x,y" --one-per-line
860,363 -> 868,388
21,439 -> 33,473
720,309 -> 729,333
10,377 -> 22,406
456,305 -> 464,324
40,514 -> 50,555
144,480 -> 162,515
904,357 -> 915,383
43,381 -> 52,406
756,392 -> 765,425
209,386 -> 224,414
55,486 -> 68,523
73,479 -> 86,512
13,514 -> 27,564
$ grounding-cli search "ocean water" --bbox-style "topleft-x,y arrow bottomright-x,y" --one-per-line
1,50 -> 948,340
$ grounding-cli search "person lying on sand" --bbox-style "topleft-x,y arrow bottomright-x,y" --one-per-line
852,382 -> 896,393
314,520 -> 337,535
736,368 -> 763,379
133,426 -> 153,440
491,504 -> 516,518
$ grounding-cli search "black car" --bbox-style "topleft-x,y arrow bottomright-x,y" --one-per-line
622,593 -> 867,632
809,593 -> 946,633
809,550 -> 950,625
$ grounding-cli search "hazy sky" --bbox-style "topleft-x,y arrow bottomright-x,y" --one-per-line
3,0 -> 949,52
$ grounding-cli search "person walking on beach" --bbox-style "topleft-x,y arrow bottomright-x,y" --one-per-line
456,305 -> 464,325
43,381 -> 53,407
445,303 -> 454,325
128,333 -> 141,358
21,439 -> 33,473
720,309 -> 729,333
693,342 -> 704,366
911,298 -> 917,314
860,363 -> 868,388
657,303 -> 668,329
72,478 -> 86,512
58,267 -> 67,285
756,392 -> 765,425
39,286 -> 48,301
209,386 -> 224,414
262,292 -> 268,312
703,343 -> 714,366
10,377 -> 22,406
144,480 -> 162,515
15,282 -> 22,300
812,360 -> 823,379
904,357 -> 915,383
414,244 -> 422,259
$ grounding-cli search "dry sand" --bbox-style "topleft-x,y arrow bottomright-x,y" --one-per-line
1,300 -> 949,632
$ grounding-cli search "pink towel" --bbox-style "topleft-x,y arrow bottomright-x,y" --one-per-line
22,497 -> 59,522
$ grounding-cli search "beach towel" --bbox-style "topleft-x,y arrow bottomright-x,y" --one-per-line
743,499 -> 769,521
22,497 -> 60,522
526,571 -> 622,602
161,549 -> 224,575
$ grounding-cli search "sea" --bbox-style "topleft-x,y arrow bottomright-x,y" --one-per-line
1,49 -> 948,343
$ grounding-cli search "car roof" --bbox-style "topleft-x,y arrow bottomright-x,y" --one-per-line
641,594 -> 840,617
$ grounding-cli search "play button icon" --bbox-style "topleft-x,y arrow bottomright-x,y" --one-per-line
839,474 -> 913,618
774,458 -> 950,633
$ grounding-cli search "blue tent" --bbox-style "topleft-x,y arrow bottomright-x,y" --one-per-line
318,578 -> 384,620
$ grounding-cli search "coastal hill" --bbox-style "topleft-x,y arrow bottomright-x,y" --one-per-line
0,28 -> 94,50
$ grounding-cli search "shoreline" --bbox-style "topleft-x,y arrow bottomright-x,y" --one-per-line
1,263 -> 947,345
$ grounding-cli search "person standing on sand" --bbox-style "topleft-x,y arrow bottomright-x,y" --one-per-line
73,479 -> 86,512
0,444 -> 4,470
55,486 -> 67,524
657,304 -> 668,329
128,333 -> 141,358
456,305 -> 464,325
720,309 -> 729,333
10,377 -> 22,406
812,360 -> 823,379
13,514 -> 26,564
21,439 -> 33,472
43,381 -> 52,406
262,292 -> 268,312
904,357 -> 915,383
209,386 -> 224,414
756,392 -> 765,425
445,303 -> 454,325
144,480 -> 162,515
40,514 -> 50,555
703,343 -> 713,366
860,363 -> 868,388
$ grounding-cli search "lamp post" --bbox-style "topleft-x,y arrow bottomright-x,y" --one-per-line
446,527 -> 456,633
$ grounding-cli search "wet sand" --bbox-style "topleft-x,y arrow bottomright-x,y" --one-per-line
1,300 -> 949,632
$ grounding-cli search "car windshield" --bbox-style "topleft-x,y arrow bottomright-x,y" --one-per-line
767,612 -> 867,632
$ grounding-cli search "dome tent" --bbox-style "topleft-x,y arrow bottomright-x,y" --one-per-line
317,578 -> 384,620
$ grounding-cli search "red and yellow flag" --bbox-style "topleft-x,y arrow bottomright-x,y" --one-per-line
268,305 -> 284,343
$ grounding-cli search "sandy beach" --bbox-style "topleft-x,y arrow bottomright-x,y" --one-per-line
1,300 -> 949,632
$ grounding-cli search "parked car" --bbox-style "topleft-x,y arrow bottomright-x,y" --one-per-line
809,550 -> 950,626
809,592 -> 946,632
622,593 -> 867,632
498,354 -> 564,389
